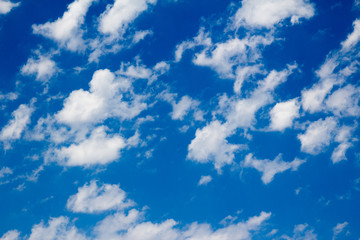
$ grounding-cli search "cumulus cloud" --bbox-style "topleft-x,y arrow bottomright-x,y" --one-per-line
28,217 -> 86,240
269,98 -> 300,131
188,65 -> 296,171
67,181 -> 134,213
0,230 -> 20,240
198,175 -> 212,186
56,69 -> 146,128
187,120 -> 241,171
233,0 -> 315,29
244,153 -> 305,184
98,0 -> 156,36
32,0 -> 95,51
298,117 -> 338,155
53,126 -> 126,167
325,84 -> 360,117
21,53 -> 58,82
0,102 -> 34,147
0,0 -> 19,15
94,210 -> 271,240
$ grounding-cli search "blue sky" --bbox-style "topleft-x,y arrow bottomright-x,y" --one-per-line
0,0 -> 360,239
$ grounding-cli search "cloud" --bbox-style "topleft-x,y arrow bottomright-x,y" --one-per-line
233,0 -> 315,29
67,181 -> 134,213
298,117 -> 338,155
98,0 -> 156,36
21,53 -> 58,82
0,0 -> 20,15
269,98 -> 300,131
341,19 -> 360,52
0,230 -> 20,240
244,153 -> 305,184
331,142 -> 352,164
55,69 -> 146,128
170,96 -> 201,121
198,175 -> 212,186
28,217 -> 86,240
53,126 -> 126,167
187,120 -> 241,171
0,102 -> 34,147
281,223 -> 317,240
32,0 -> 95,51
325,84 -> 360,117
332,222 -> 348,240
0,167 -> 13,178
188,65 -> 296,171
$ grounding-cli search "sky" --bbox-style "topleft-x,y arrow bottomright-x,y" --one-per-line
0,0 -> 360,239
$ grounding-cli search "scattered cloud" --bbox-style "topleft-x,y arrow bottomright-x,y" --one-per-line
198,175 -> 212,186
0,0 -> 20,15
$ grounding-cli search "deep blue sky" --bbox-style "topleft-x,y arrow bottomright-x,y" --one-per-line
0,0 -> 359,239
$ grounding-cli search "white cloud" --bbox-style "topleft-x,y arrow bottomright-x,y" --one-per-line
269,98 -> 300,131
94,210 -> 271,240
281,223 -> 317,240
67,181 -> 134,213
28,217 -> 86,240
192,35 -> 273,78
332,222 -> 348,240
331,142 -> 352,164
341,19 -> 360,52
244,153 -> 305,184
54,126 -> 126,167
0,102 -> 34,146
0,230 -> 20,240
56,69 -> 146,128
234,0 -> 315,29
132,30 -> 153,44
187,120 -> 241,171
0,167 -> 13,178
171,96 -> 200,120
298,117 -> 338,155
0,0 -> 19,15
98,0 -> 156,36
198,175 -> 212,186
21,54 -> 58,82
188,65 -> 295,171
325,84 -> 360,117
32,0 -> 95,51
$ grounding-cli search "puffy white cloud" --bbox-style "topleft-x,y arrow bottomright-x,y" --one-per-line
171,96 -> 200,120
94,210 -> 271,240
325,85 -> 360,117
188,65 -> 295,171
192,35 -> 273,78
298,117 -> 337,155
98,0 -> 156,36
198,175 -> 212,186
28,217 -> 86,240
56,69 -> 146,128
21,54 -> 58,82
32,0 -> 95,51
331,142 -> 352,164
0,230 -> 20,240
187,120 -> 241,171
234,0 -> 315,29
67,181 -> 134,213
269,98 -> 300,131
0,0 -> 19,15
244,153 -> 305,184
0,102 -> 34,146
54,126 -> 126,167
332,222 -> 348,240
0,167 -> 13,178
